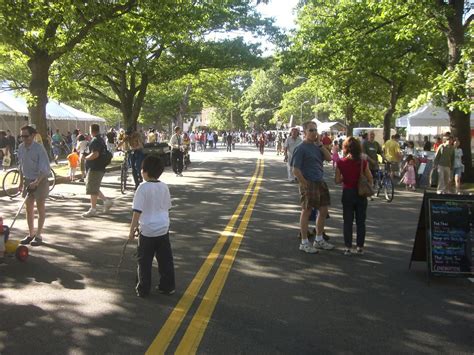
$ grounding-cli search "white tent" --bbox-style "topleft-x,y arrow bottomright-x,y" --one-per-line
395,103 -> 474,150
0,88 -> 106,134
312,119 -> 346,133
395,103 -> 474,132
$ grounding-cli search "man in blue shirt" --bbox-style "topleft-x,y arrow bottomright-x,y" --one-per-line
18,125 -> 51,246
292,121 -> 334,254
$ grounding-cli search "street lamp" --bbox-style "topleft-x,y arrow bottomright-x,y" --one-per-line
300,100 -> 310,124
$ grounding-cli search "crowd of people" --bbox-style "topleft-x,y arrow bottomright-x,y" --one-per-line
285,123 -> 468,256
2,121 -> 468,289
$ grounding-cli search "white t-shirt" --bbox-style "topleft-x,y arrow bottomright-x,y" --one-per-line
132,180 -> 172,237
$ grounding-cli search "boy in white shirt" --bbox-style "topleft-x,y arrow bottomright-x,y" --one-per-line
128,155 -> 175,297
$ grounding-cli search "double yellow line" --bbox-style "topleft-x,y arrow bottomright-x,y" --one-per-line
146,158 -> 265,354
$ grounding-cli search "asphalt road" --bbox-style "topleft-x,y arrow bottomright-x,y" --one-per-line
0,144 -> 472,354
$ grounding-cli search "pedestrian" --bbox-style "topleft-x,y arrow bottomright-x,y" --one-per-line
258,133 -> 265,155
67,148 -> 80,182
362,130 -> 384,179
169,126 -> 184,177
82,124 -> 113,217
207,131 -> 214,149
125,129 -> 145,190
189,131 -> 196,152
400,155 -> 417,191
453,138 -> 464,194
226,131 -> 233,152
283,127 -> 302,182
331,140 -> 340,169
423,136 -> 432,151
276,132 -> 283,155
213,131 -> 218,148
18,125 -> 51,246
335,136 -> 373,255
51,129 -> 62,164
433,135 -> 454,194
382,133 -> 402,178
292,121 -> 334,254
129,155 -> 175,297
433,136 -> 442,152
106,128 -> 117,153
76,133 -> 88,182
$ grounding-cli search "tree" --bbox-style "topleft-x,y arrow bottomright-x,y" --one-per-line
282,0 -> 444,138
57,0 -> 273,132
239,66 -> 286,130
0,0 -> 136,147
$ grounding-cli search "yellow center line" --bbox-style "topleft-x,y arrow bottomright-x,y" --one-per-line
175,158 -> 265,354
146,159 -> 262,355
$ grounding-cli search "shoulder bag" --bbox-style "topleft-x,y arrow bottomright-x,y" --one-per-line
358,160 -> 374,197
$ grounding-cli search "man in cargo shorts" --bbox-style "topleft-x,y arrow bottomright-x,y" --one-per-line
292,121 -> 334,254
18,125 -> 51,246
82,124 -> 113,217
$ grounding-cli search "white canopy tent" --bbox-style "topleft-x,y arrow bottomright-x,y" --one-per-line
395,103 -> 474,149
0,88 -> 106,134
395,103 -> 474,134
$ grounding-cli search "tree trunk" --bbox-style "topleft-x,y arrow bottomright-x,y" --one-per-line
383,83 -> 398,142
345,103 -> 354,136
445,0 -> 472,181
176,83 -> 192,129
27,54 -> 53,157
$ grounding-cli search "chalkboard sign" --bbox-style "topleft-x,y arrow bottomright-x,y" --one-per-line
410,192 -> 474,277
417,159 -> 433,188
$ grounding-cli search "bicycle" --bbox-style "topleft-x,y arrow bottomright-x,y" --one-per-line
2,167 -> 56,198
373,161 -> 395,202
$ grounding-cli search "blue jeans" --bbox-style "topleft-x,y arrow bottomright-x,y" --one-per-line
341,188 -> 367,248
129,149 -> 144,188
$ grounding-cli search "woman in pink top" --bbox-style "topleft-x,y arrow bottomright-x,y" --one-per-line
335,137 -> 373,255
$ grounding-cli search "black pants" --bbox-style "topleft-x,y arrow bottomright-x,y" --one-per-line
342,189 -> 367,248
171,149 -> 183,174
136,232 -> 175,295
226,142 -> 232,152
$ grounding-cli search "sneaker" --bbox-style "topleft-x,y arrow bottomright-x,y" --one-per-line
157,288 -> 175,295
82,208 -> 98,218
104,199 -> 114,213
343,248 -> 352,256
313,239 -> 335,250
299,243 -> 319,254
20,235 -> 34,245
30,235 -> 43,246
356,247 -> 364,255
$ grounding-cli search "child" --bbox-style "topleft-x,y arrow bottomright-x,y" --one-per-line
331,140 -> 340,168
453,138 -> 464,194
400,154 -> 416,190
66,149 -> 79,182
128,155 -> 175,297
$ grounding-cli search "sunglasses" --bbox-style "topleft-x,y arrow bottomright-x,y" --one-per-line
307,128 -> 318,132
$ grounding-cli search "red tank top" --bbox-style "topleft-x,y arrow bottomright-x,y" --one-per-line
337,158 -> 367,189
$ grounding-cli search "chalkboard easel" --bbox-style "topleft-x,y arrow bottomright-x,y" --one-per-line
409,192 -> 474,278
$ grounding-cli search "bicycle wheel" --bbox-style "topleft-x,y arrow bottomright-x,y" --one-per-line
120,162 -> 128,194
3,169 -> 21,197
383,175 -> 394,202
48,168 -> 56,192
375,172 -> 382,197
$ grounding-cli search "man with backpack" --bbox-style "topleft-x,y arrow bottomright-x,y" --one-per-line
82,124 -> 113,217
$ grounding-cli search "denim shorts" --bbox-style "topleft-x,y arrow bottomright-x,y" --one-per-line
453,167 -> 463,177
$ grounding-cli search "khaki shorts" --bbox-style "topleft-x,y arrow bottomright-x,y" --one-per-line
86,170 -> 105,195
22,177 -> 49,201
299,181 -> 331,210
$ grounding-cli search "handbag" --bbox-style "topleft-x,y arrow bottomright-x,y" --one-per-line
429,167 -> 438,187
358,160 -> 374,197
